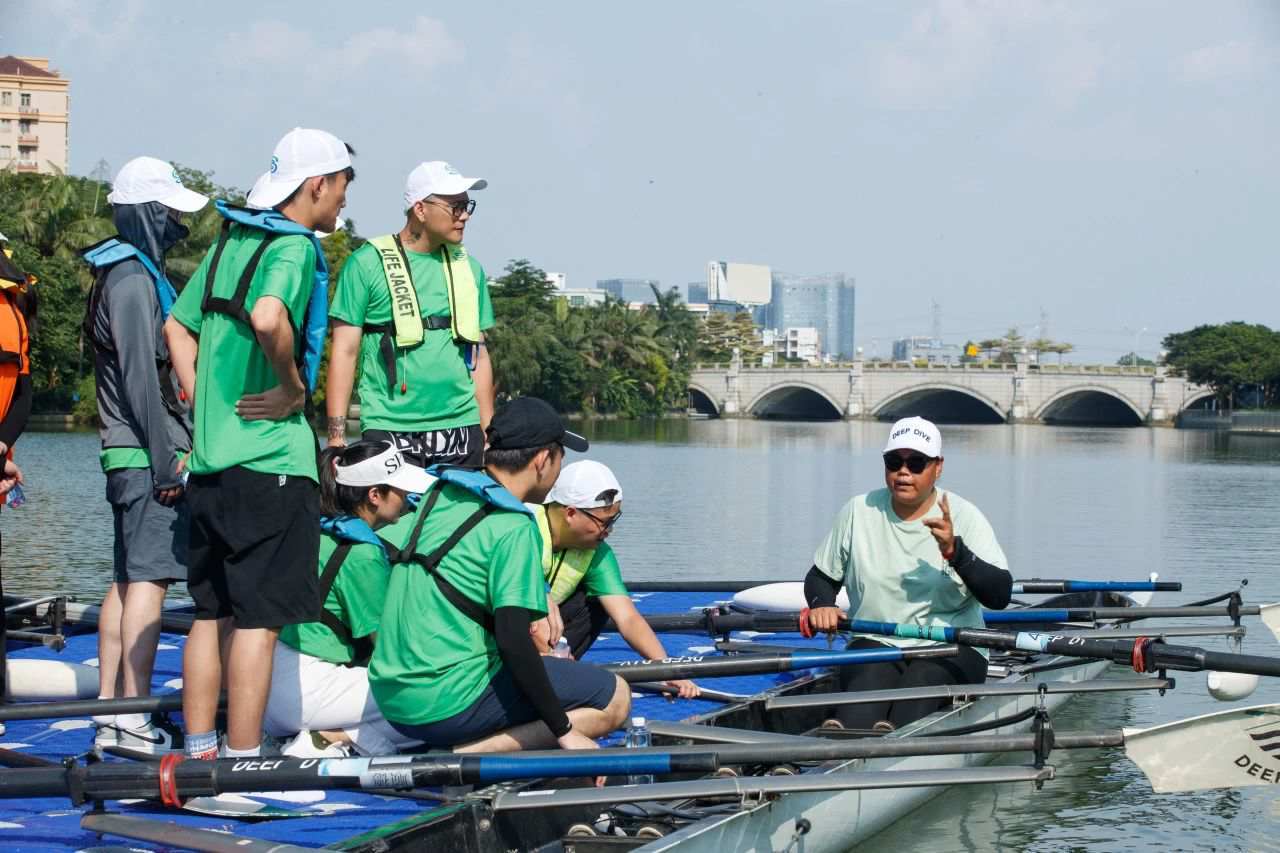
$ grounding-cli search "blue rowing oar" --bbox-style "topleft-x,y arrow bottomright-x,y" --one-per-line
838,618 -> 1280,678
1011,580 -> 1181,594
600,644 -> 958,682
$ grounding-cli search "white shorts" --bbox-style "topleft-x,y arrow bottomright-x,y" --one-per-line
264,642 -> 421,756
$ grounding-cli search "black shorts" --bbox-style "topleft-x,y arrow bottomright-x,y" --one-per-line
387,657 -> 618,748
186,467 -> 320,629
363,424 -> 483,469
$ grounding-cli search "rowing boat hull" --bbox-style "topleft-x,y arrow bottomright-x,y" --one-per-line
634,655 -> 1111,853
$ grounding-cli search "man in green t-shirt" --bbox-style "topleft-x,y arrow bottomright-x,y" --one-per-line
370,397 -> 630,753
164,127 -> 355,761
325,161 -> 495,467
804,417 -> 1013,732
529,460 -> 699,699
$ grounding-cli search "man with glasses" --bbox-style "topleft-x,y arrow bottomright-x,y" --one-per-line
327,161 -> 495,467
804,416 -> 1012,732
528,461 -> 699,698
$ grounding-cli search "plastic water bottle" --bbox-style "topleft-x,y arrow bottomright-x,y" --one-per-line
624,716 -> 653,785
4,483 -> 25,508
552,637 -> 572,659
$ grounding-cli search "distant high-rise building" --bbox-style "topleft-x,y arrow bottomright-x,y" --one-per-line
707,261 -> 770,305
0,56 -> 69,175
687,282 -> 708,303
597,278 -> 661,304
893,336 -> 960,364
760,273 -> 856,360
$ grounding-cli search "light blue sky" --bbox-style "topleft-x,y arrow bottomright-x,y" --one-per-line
10,1 -> 1279,361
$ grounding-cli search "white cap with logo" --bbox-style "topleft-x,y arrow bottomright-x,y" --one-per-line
246,128 -> 352,210
883,416 -> 942,458
547,460 -> 623,509
107,156 -> 210,213
334,444 -> 435,494
404,161 -> 487,208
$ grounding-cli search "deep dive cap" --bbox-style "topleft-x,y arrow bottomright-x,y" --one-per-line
486,397 -> 588,453
107,157 -> 209,213
334,443 -> 435,494
247,128 -> 352,210
404,161 -> 487,208
547,460 -> 622,508
883,416 -> 942,458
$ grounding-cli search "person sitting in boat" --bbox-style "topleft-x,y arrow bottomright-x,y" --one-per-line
805,416 -> 1013,732
528,460 -> 699,699
264,440 -> 429,757
369,397 -> 631,752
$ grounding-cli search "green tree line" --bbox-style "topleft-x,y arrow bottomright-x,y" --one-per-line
0,168 -> 705,418
1162,322 -> 1280,410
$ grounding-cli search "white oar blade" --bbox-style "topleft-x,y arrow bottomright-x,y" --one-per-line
1260,603 -> 1280,644
1124,704 -> 1280,793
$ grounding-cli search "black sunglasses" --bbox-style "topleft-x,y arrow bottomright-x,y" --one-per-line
578,507 -> 622,532
883,452 -> 933,475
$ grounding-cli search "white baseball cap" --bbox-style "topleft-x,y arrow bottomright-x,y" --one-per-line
547,460 -> 623,509
883,417 -> 942,458
334,444 -> 435,494
106,157 -> 209,213
404,161 -> 487,208
246,128 -> 352,210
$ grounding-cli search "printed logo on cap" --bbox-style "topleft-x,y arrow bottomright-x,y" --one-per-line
270,155 -> 279,174
891,425 -> 932,445
171,167 -> 181,183
383,453 -> 402,476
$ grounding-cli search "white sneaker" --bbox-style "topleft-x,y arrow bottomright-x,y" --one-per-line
282,730 -> 351,759
101,719 -> 183,755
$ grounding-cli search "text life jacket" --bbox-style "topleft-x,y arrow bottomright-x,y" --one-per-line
200,201 -> 329,392
317,515 -> 388,667
390,465 -> 533,632
81,237 -> 186,416
532,504 -> 600,604
364,235 -> 482,393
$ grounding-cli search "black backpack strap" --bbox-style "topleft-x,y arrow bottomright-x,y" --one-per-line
199,220 -> 234,316
315,540 -> 375,667
202,228 -> 276,324
399,480 -> 498,633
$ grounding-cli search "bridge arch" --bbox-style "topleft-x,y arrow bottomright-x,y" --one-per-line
872,382 -> 1006,424
744,382 -> 844,420
687,383 -> 721,417
1179,390 -> 1218,412
1033,384 -> 1144,426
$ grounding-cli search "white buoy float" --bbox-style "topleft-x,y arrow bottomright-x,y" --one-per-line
732,581 -> 848,612
5,659 -> 99,701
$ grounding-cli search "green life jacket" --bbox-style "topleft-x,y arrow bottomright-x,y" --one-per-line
364,235 -> 482,393
532,504 -> 599,604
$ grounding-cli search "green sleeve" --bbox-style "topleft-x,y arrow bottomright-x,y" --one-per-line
813,498 -> 856,583
487,522 -> 547,614
169,247 -> 213,334
951,494 -> 1009,570
330,244 -> 374,326
474,259 -> 495,331
251,236 -> 314,323
582,544 -> 628,598
333,543 -> 391,639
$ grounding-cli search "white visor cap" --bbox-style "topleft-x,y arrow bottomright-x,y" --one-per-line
334,444 -> 435,494
546,460 -> 623,509
404,161 -> 487,208
246,128 -> 352,210
107,156 -> 209,213
882,416 -> 942,458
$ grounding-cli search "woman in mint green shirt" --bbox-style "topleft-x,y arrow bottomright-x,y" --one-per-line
264,440 -> 431,757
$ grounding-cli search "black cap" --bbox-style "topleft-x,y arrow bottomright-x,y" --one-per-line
486,397 -> 589,453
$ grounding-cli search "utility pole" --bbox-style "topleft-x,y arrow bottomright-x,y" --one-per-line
931,299 -> 942,344
1039,307 -> 1049,342
90,158 -> 111,215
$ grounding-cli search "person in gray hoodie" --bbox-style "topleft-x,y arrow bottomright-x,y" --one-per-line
82,156 -> 209,753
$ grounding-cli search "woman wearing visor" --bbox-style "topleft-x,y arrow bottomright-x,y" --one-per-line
804,417 -> 1013,733
265,440 -> 429,757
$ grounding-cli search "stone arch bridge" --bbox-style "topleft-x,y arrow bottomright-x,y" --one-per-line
687,359 -> 1212,426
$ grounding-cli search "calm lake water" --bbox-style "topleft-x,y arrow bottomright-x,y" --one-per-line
5,421 -> 1280,851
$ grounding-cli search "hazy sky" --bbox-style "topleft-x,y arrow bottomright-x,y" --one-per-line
10,1 -> 1279,361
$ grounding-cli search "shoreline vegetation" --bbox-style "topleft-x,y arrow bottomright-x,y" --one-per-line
2,169 -> 1274,424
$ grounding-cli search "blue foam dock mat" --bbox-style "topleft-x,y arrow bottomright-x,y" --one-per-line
0,590 -> 824,851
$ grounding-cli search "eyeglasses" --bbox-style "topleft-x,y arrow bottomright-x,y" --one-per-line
578,507 -> 622,533
883,452 -> 934,475
424,198 -> 477,219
